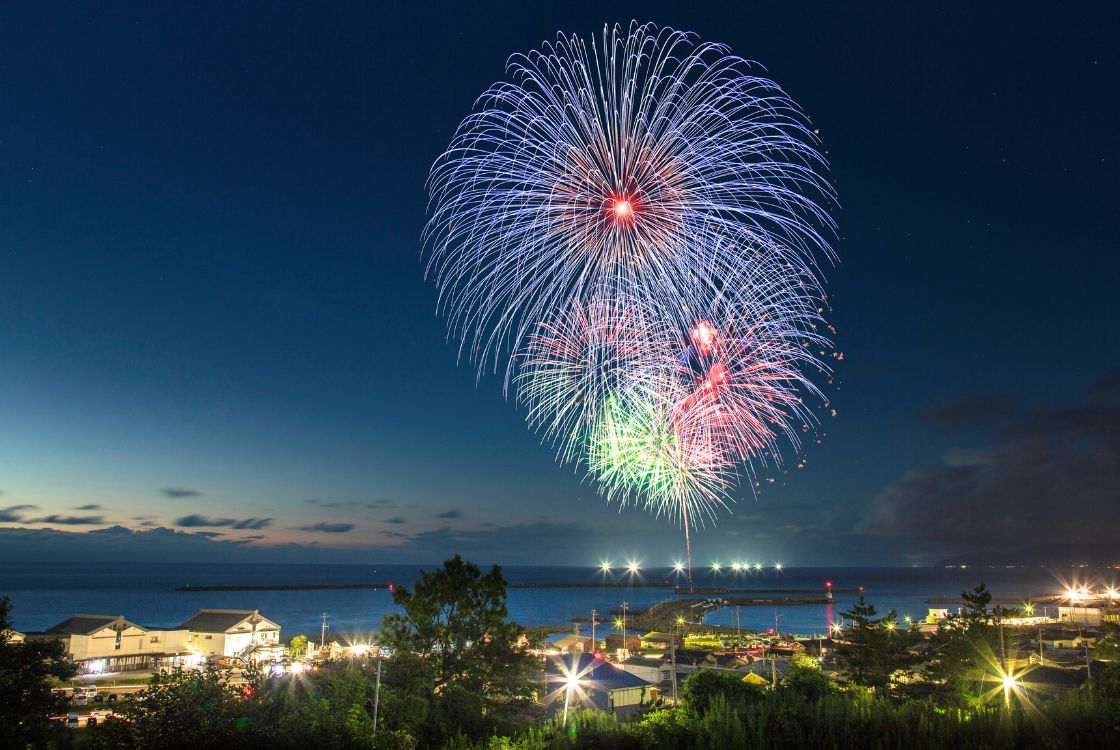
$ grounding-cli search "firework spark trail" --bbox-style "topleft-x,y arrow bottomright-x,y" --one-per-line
516,296 -> 677,467
424,22 -> 835,381
423,22 -> 838,581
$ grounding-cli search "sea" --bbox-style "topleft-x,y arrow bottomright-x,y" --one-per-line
0,562 -> 1098,640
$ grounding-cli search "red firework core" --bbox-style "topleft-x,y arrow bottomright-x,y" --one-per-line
609,196 -> 635,225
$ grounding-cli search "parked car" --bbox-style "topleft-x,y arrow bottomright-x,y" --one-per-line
65,712 -> 80,729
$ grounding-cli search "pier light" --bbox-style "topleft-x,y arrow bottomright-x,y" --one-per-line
711,562 -> 722,574
1065,585 -> 1090,602
600,561 -> 612,574
732,562 -> 742,572
673,562 -> 685,574
775,563 -> 783,572
627,561 -> 640,575
754,563 -> 763,572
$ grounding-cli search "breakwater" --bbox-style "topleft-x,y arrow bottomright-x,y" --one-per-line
176,581 -> 678,592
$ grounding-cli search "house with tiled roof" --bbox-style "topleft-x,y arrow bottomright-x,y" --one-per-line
540,653 -> 658,719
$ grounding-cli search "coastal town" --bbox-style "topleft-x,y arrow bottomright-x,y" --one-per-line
11,580 -> 1119,730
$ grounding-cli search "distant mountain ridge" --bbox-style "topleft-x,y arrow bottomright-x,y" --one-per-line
938,544 -> 1120,568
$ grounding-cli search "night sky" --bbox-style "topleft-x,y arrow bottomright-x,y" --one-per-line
1,3 -> 1117,566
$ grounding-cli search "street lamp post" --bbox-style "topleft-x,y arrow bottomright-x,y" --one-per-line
563,671 -> 579,726
372,652 -> 382,729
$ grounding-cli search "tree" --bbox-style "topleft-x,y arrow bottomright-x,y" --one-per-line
1095,621 -> 1120,662
781,652 -> 837,701
381,555 -> 540,703
679,668 -> 764,714
101,665 -> 260,749
0,596 -> 77,746
925,582 -> 1002,706
833,595 -> 914,693
289,634 -> 309,659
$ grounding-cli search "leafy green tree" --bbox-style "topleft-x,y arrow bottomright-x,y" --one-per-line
99,665 -> 260,749
678,668 -> 764,714
376,651 -> 434,739
288,634 -> 309,659
833,595 -> 914,693
781,652 -> 837,701
925,582 -> 1002,705
0,596 -> 77,747
381,555 -> 540,703
1095,621 -> 1120,662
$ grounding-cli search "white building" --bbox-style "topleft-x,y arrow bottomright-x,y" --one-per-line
178,609 -> 281,660
1059,606 -> 1102,626
29,614 -> 194,674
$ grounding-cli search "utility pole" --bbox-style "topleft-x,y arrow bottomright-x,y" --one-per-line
372,653 -> 382,729
997,610 -> 1007,673
736,605 -> 741,640
590,609 -> 597,652
1038,628 -> 1044,666
621,601 -> 628,652
771,610 -> 778,687
670,617 -> 679,704
1082,626 -> 1092,682
320,612 -> 329,650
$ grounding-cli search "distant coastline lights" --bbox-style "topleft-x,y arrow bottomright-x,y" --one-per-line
595,560 -> 789,574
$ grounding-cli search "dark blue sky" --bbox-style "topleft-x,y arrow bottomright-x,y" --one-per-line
1,2 -> 1117,566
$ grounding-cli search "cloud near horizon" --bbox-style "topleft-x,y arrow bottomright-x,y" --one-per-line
0,504 -> 38,523
31,514 -> 106,526
861,370 -> 1120,549
300,522 -> 355,534
0,519 -> 624,565
174,514 -> 273,530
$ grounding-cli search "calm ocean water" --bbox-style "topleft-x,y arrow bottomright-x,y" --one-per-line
0,562 -> 1092,639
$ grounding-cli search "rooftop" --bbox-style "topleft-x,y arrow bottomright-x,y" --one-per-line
45,614 -> 140,636
177,609 -> 277,633
546,653 -> 652,690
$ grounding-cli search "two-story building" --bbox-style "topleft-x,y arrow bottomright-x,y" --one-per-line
178,609 -> 281,660
28,614 -> 194,674
27,608 -> 281,673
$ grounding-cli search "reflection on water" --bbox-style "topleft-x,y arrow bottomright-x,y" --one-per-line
0,562 -> 1097,637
